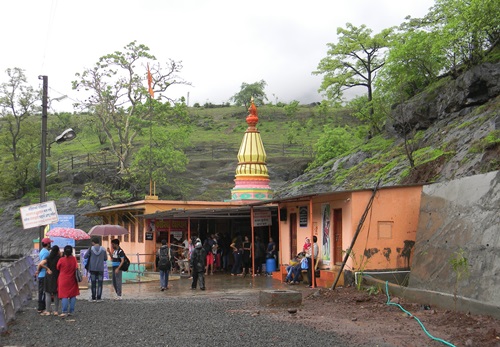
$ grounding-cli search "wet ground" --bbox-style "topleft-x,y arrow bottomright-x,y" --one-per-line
102,272 -> 308,300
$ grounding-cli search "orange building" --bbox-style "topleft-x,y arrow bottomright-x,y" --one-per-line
271,184 -> 423,287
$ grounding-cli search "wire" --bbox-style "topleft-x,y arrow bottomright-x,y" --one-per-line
384,281 -> 456,347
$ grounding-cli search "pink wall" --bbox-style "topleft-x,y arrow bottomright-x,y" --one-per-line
278,186 -> 422,272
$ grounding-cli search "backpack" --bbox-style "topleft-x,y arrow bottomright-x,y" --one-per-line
121,254 -> 131,272
158,247 -> 171,271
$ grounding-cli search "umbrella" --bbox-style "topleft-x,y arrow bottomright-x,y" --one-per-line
46,227 -> 90,240
88,224 -> 128,237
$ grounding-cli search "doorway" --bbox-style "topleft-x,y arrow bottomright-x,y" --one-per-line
333,209 -> 343,264
290,213 -> 297,258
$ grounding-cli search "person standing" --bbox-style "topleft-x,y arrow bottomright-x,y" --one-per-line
190,240 -> 206,290
37,245 -> 61,315
156,239 -> 172,291
84,237 -> 107,302
242,235 -> 252,276
254,236 -> 265,276
35,237 -> 53,313
56,245 -> 80,317
107,239 -> 125,300
230,235 -> 243,276
306,236 -> 319,288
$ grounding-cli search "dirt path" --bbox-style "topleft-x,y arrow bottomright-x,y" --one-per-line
261,286 -> 500,347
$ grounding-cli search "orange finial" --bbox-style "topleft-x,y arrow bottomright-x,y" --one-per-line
246,97 -> 259,127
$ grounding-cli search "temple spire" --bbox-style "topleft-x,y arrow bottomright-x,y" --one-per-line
230,98 -> 273,201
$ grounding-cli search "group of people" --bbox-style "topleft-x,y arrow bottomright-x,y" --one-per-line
284,236 -> 319,288
154,233 -> 280,291
36,236 -> 128,317
36,238 -> 80,317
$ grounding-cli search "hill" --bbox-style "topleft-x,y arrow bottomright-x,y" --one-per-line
275,62 -> 500,197
0,62 -> 499,258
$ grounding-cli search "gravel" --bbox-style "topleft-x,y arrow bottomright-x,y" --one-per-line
2,294 -> 349,347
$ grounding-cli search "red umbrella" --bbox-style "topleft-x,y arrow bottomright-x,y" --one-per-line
46,227 -> 90,240
88,224 -> 128,237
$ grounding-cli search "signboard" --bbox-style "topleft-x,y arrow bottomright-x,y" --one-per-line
145,232 -> 154,240
253,210 -> 272,227
20,201 -> 59,229
50,215 -> 76,249
299,206 -> 308,227
50,215 -> 75,229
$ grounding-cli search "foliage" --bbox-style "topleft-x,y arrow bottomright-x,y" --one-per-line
230,80 -> 267,108
342,248 -> 371,290
283,100 -> 300,118
314,23 -> 392,131
470,130 -> 500,153
449,248 -> 470,310
72,41 -> 188,173
0,68 -> 41,197
308,126 -> 359,170
366,285 -> 380,296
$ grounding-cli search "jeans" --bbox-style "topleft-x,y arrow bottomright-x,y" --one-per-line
44,292 -> 59,313
90,271 -> 104,300
61,297 -> 76,314
112,267 -> 122,297
159,269 -> 170,289
231,251 -> 242,275
37,277 -> 46,311
191,271 -> 205,289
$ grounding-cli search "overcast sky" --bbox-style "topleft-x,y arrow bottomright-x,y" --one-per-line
1,0 -> 435,112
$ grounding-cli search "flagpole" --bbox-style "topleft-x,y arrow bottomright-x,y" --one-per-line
147,64 -> 154,197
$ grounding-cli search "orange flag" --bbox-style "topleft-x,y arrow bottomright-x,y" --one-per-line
147,64 -> 154,99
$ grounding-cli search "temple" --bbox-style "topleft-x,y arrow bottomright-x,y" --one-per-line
230,99 -> 273,201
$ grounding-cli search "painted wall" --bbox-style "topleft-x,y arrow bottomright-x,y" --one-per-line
278,186 -> 422,272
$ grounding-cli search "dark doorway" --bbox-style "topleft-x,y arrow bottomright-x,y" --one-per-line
290,213 -> 297,257
333,209 -> 343,264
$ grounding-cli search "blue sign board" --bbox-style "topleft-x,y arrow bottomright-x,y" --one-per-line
49,215 -> 76,249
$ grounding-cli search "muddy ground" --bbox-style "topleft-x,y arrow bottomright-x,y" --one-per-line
262,286 -> 500,347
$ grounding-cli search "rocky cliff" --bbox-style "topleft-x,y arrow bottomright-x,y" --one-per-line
275,62 -> 500,198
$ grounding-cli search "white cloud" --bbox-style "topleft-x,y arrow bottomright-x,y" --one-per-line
1,0 -> 435,111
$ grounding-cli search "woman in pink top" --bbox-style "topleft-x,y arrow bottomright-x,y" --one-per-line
56,245 -> 80,317
303,237 -> 311,253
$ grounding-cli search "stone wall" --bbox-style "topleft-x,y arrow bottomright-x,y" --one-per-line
409,171 -> 500,305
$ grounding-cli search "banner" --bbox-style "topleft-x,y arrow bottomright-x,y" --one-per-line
20,201 -> 58,229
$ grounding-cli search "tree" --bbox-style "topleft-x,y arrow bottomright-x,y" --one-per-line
128,101 -> 192,199
72,41 -> 188,172
425,0 -> 500,74
314,23 -> 392,131
230,80 -> 267,108
0,68 -> 41,197
308,126 -> 359,170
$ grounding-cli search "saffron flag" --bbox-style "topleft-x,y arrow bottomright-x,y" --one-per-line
147,64 -> 154,99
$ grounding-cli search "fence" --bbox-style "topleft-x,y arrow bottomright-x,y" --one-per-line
0,255 -> 36,333
49,143 -> 314,174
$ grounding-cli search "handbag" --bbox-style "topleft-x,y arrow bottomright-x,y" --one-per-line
75,268 -> 83,282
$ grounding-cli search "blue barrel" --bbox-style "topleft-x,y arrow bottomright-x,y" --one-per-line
266,258 -> 276,273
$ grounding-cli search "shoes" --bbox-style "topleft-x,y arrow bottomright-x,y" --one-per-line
114,296 -> 122,300
96,299 -> 103,303
200,287 -> 206,291
161,287 -> 165,291
191,287 -> 196,290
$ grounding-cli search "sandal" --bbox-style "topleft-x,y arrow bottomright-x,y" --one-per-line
53,312 -> 59,316
59,313 -> 67,318
40,312 -> 51,316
